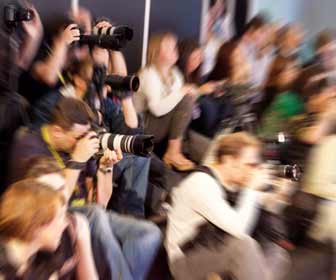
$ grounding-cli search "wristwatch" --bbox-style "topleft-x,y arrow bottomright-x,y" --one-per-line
67,160 -> 86,170
98,167 -> 113,174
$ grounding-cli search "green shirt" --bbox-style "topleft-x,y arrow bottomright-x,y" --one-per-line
258,91 -> 305,139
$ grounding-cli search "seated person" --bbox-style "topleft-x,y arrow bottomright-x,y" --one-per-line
135,32 -> 196,171
207,40 -> 256,133
239,15 -> 272,90
284,78 -> 336,167
0,179 -> 98,280
305,29 -> 336,74
177,39 -> 233,138
166,132 -> 289,280
7,97 -> 162,280
275,23 -> 305,61
301,134 -> 336,279
258,56 -> 304,138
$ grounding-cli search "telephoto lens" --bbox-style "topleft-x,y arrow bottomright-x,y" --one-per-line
105,75 -> 140,92
92,125 -> 155,157
99,133 -> 154,157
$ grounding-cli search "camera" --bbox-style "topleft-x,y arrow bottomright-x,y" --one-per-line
79,34 -> 127,51
92,126 -> 154,157
4,3 -> 33,28
274,164 -> 302,181
92,65 -> 140,96
105,75 -> 140,92
93,25 -> 133,41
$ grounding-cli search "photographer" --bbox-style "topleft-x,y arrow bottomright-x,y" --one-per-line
18,21 -> 80,106
89,22 -> 151,215
166,132 -> 289,280
0,1 -> 43,192
7,97 -> 162,280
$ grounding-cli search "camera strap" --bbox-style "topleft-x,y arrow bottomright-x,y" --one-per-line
41,125 -> 66,168
41,125 -> 86,207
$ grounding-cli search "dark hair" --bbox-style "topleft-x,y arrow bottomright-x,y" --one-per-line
303,78 -> 330,101
208,40 -> 238,81
25,156 -> 63,179
65,57 -> 93,83
293,64 -> 326,98
209,0 -> 227,17
266,55 -> 298,90
276,25 -> 291,48
177,39 -> 201,83
50,97 -> 94,130
243,14 -> 267,36
315,30 -> 334,51
257,56 -> 299,118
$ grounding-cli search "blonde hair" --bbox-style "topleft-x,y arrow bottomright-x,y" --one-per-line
215,132 -> 261,163
0,179 -> 65,242
146,32 -> 177,66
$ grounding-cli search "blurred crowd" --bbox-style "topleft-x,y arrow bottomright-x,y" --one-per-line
0,0 -> 336,279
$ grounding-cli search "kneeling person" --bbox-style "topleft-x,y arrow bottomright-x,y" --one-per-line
166,132 -> 273,280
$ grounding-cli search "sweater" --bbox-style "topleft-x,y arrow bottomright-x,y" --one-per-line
134,66 -> 185,117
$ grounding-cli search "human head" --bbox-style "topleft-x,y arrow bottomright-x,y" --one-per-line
266,56 -> 299,91
315,30 -> 336,71
303,78 -> 336,112
177,39 -> 203,82
147,32 -> 178,68
277,24 -> 304,56
214,132 -> 262,187
48,97 -> 94,153
25,156 -> 67,200
66,57 -> 94,99
209,40 -> 250,83
209,0 -> 227,20
0,179 -> 67,251
243,15 -> 268,44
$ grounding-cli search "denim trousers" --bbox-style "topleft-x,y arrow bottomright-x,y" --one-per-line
71,205 -> 162,280
111,154 -> 151,217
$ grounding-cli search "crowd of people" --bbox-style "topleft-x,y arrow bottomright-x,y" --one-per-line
0,0 -> 336,279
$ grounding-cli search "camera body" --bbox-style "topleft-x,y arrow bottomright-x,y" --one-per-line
4,3 -> 33,28
274,164 -> 302,182
79,34 -> 127,51
262,133 -> 302,181
78,24 -> 133,51
93,25 -> 133,41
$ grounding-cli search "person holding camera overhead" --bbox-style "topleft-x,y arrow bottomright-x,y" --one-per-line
135,32 -> 197,171
29,16 -> 152,217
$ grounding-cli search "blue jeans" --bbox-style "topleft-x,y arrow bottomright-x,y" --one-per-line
71,205 -> 162,280
111,154 -> 151,217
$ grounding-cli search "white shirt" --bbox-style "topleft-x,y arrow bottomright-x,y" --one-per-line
134,66 -> 185,117
240,41 -> 274,89
165,169 -> 260,262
